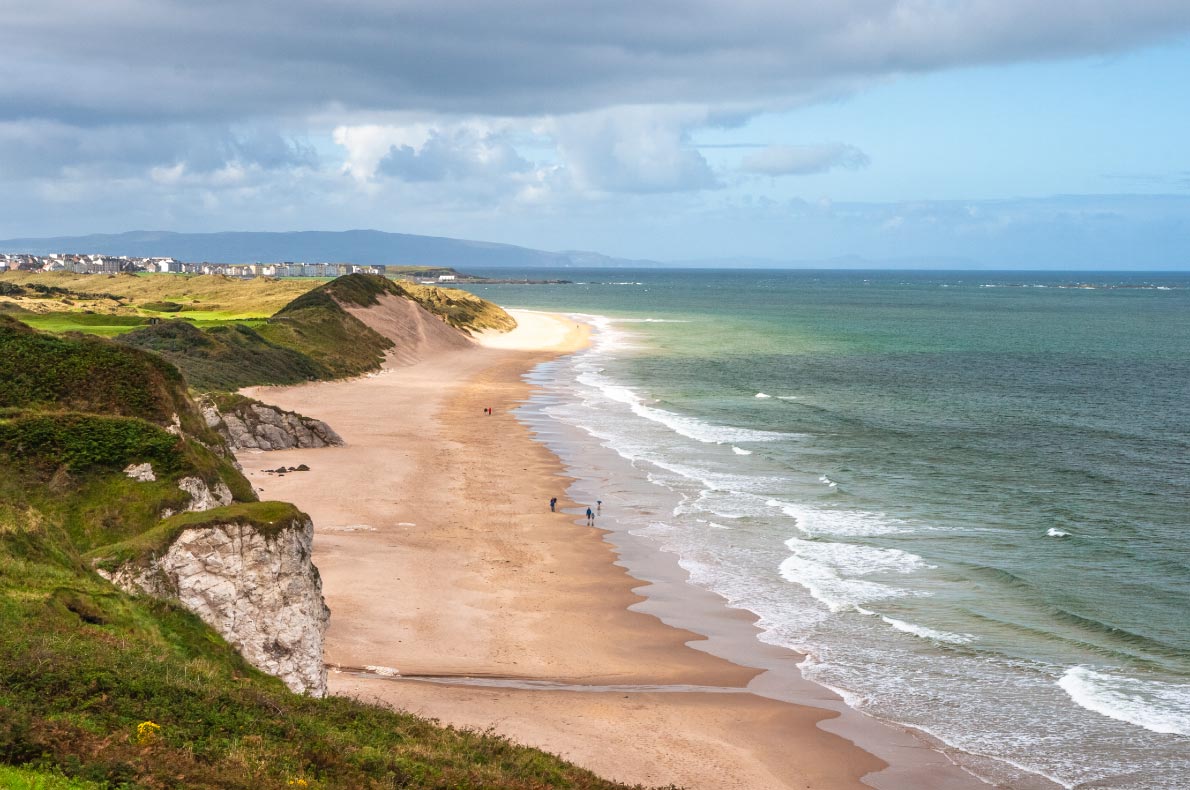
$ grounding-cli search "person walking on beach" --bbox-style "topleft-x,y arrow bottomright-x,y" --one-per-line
550,497 -> 557,512
586,507 -> 595,525
597,499 -> 602,513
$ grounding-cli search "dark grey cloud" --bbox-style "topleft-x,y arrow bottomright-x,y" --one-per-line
0,121 -> 315,179
741,143 -> 870,176
3,1 -> 1190,123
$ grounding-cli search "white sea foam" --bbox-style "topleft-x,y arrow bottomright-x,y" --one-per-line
1058,666 -> 1190,736
608,317 -> 690,323
708,521 -> 732,530
675,488 -> 773,519
731,446 -> 752,455
755,392 -> 771,399
767,499 -> 909,537
819,474 -> 838,488
1047,528 -> 1071,538
855,607 -> 975,644
574,369 -> 791,444
779,538 -> 929,611
775,395 -> 799,400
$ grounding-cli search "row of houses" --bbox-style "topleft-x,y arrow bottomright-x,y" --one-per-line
0,253 -> 386,279
0,253 -> 167,274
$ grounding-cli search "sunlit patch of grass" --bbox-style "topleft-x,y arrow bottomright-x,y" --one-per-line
0,765 -> 105,789
15,313 -> 151,336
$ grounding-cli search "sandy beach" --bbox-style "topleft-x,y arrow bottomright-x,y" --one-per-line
237,308 -> 887,790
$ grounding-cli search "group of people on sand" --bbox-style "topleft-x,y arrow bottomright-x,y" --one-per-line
550,497 -> 601,525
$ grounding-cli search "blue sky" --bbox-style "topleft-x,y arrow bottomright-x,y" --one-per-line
2,1 -> 1189,267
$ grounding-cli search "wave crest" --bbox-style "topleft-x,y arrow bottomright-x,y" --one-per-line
1058,666 -> 1190,736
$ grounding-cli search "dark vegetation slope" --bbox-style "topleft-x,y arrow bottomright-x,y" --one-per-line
0,321 -> 649,790
0,316 -> 201,434
117,320 -> 328,391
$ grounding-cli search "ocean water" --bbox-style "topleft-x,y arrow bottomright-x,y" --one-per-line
459,270 -> 1190,789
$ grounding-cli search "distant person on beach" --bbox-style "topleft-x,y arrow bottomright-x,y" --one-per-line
597,500 -> 602,513
550,497 -> 557,512
586,507 -> 594,525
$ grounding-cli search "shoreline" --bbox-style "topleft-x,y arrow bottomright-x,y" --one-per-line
236,309 -> 959,789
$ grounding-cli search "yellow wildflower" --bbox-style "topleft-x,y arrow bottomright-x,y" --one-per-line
135,720 -> 161,745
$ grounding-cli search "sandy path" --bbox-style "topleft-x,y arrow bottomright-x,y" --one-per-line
238,309 -> 884,790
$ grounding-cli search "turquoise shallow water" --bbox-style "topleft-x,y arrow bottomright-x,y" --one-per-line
460,270 -> 1190,788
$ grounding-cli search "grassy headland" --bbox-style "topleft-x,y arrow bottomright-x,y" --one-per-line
0,320 -> 651,790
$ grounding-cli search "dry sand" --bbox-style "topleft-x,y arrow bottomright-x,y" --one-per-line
238,308 -> 886,790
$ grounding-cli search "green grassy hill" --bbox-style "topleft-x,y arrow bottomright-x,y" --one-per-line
116,320 -> 328,392
0,322 -> 649,790
118,274 -> 515,390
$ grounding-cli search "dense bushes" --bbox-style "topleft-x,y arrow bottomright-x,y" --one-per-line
0,414 -> 181,475
119,320 -> 329,390
140,301 -> 184,312
0,316 -> 192,428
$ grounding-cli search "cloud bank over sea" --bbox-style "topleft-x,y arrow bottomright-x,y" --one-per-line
2,1 -> 1189,266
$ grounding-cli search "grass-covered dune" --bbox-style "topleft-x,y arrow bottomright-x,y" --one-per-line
0,316 -> 200,433
118,274 -> 515,389
0,320 -> 652,789
116,320 -> 328,392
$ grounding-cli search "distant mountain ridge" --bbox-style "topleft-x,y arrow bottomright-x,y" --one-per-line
1,228 -> 987,269
0,229 -> 655,269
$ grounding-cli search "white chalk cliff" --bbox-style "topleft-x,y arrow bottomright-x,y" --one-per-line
101,516 -> 329,696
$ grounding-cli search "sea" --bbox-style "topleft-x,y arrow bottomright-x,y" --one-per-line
457,269 -> 1190,789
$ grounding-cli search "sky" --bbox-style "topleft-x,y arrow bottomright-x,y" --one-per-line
2,1 -> 1190,267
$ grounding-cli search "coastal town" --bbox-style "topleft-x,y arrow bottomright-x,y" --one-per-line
0,252 -> 387,278
0,251 -> 577,285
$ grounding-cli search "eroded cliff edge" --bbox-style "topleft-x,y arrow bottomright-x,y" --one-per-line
93,505 -> 329,696
200,393 -> 344,451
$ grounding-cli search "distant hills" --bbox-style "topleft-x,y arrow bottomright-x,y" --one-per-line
0,229 -> 988,270
0,229 -> 655,269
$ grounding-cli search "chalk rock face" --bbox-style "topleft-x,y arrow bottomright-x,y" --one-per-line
202,398 -> 343,451
104,518 -> 329,696
124,462 -> 156,482
177,476 -> 234,512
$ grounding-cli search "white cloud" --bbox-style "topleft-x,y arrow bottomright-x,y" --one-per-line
330,108 -> 722,198
547,106 -> 719,194
332,123 -> 435,182
741,143 -> 870,176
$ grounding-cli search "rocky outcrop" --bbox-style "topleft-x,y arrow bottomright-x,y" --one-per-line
124,462 -> 157,482
101,515 -> 329,696
201,397 -> 343,451
178,476 -> 234,512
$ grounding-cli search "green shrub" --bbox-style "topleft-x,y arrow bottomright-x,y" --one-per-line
140,301 -> 184,313
0,414 -> 181,476
0,316 -> 193,429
